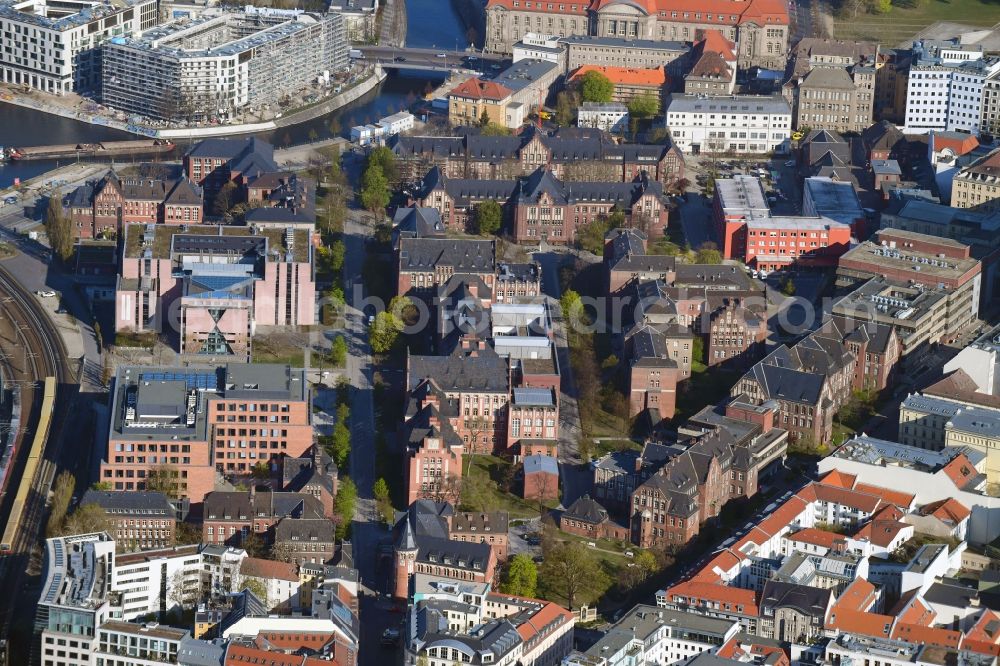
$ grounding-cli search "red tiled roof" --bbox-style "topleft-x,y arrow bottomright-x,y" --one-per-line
756,496 -> 808,537
450,78 -> 513,101
226,645 -> 321,666
921,497 -> 972,524
732,526 -> 772,557
485,0 -> 789,25
940,454 -> 982,491
570,65 -> 668,87
894,596 -> 936,626
795,484 -> 819,502
785,528 -> 844,549
667,580 -> 759,615
240,557 -> 299,582
515,601 -> 574,643
854,482 -> 915,509
827,609 -> 895,637
854,518 -> 910,548
704,550 -> 743,572
831,579 -> 878,613
813,484 -> 882,513
697,28 -> 736,61
963,610 -> 1000,656
932,132 -> 980,157
892,622 -> 963,648
818,470 -> 857,489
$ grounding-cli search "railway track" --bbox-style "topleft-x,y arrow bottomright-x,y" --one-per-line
0,264 -> 70,644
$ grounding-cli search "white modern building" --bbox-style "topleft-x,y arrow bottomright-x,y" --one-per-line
903,39 -> 1000,135
665,94 -> 792,155
35,533 -> 118,666
113,545 -> 204,621
101,7 -> 348,122
512,32 -> 565,66
564,605 -> 740,666
350,111 -> 416,145
0,0 -> 157,94
577,102 -> 629,133
92,621 -> 190,666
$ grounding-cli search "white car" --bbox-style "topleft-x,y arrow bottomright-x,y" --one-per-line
436,53 -> 448,58
35,290 -> 56,298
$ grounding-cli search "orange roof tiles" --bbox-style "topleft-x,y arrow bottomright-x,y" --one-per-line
515,601 -> 574,643
698,29 -> 736,61
795,484 -> 819,502
756,496 -> 808,537
921,497 -> 972,524
831,579 -> 878,613
854,482 -> 915,509
570,65 -> 668,87
785,528 -> 844,549
812,484 -> 882,513
894,596 -> 936,626
450,78 -> 513,101
704,550 -> 743,572
819,470 -> 857,489
484,0 -> 788,24
941,454 -> 982,491
226,645 -> 319,666
667,580 -> 759,615
733,526 -> 773,556
892,622 -> 963,648
240,557 -> 299,582
827,609 -> 895,637
963,610 -> 1000,656
933,132 -> 980,157
854,518 -> 910,548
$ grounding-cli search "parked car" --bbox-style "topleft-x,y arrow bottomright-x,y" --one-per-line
35,290 -> 56,298
3,196 -> 16,205
436,53 -> 448,58
381,628 -> 400,646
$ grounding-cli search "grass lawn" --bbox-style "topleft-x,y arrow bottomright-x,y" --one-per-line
251,340 -> 305,366
464,455 -> 557,519
114,330 -> 158,348
540,532 -> 630,609
674,366 -> 741,422
594,439 -> 643,458
833,0 -> 1000,44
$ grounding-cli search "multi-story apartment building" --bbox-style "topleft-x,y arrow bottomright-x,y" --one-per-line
0,0 -> 157,94
449,59 -> 560,129
874,47 -> 911,123
483,0 -> 789,71
282,446 -> 339,519
713,175 -> 853,271
182,137 -> 279,203
101,8 -> 348,122
569,64 -> 668,104
666,94 -> 793,155
66,170 -> 203,239
903,39 -> 1000,135
683,30 -> 737,95
391,125 -> 683,187
115,224 -> 315,360
415,166 -> 668,242
92,621 -> 190,666
79,490 -> 176,551
576,102 -> 629,133
35,533 -> 117,666
201,490 -> 326,547
706,296 -> 767,369
448,78 -> 517,128
952,147 -> 1000,212
113,545 -> 202,620
561,34 -> 689,73
782,38 -> 878,133
625,323 -> 690,422
100,363 -> 312,502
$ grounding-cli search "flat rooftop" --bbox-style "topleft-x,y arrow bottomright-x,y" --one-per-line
839,241 -> 980,281
124,223 -> 310,263
833,433 -> 985,470
667,93 -> 791,115
1,0 -> 147,30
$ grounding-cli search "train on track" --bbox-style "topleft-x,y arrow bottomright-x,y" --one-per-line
0,376 -> 55,553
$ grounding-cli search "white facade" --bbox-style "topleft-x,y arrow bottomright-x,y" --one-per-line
92,622 -> 188,666
512,33 -> 564,64
665,94 -> 792,155
903,41 -> 1000,135
351,111 -> 415,145
113,547 -> 203,621
0,0 -> 157,94
577,102 -> 629,133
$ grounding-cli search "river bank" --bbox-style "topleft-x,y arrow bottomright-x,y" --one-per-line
0,66 -> 387,141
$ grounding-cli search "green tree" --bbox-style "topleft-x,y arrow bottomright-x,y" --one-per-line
479,108 -> 492,127
369,310 -> 401,353
695,242 -> 723,264
360,166 -> 390,219
472,199 -> 503,235
576,217 -> 610,255
781,276 -> 797,296
62,504 -> 112,537
174,521 -> 201,545
634,549 -> 658,577
554,90 -> 579,126
330,336 -> 348,367
875,0 -> 891,12
691,336 -> 705,365
374,477 -> 393,524
480,123 -> 512,136
579,70 -> 614,103
500,553 -> 538,597
559,290 -> 584,326
539,541 -> 606,610
45,195 -> 74,263
46,471 -> 75,538
366,146 -> 398,182
308,128 -> 319,143
327,240 -> 346,274
212,181 -> 238,217
238,577 -> 269,607
242,530 -> 267,558
330,420 -> 351,467
145,464 -> 181,500
628,93 -> 661,119
335,477 -> 358,540
251,461 -> 270,479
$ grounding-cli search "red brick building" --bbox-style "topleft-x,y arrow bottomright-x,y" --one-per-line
202,489 -> 326,546
282,446 -> 339,519
66,170 -> 203,239
560,495 -> 629,541
706,296 -> 768,369
101,364 -> 313,503
397,237 -> 496,296
449,511 -> 510,562
713,175 -> 852,271
625,324 -> 690,423
523,454 -> 560,502
183,137 -> 278,203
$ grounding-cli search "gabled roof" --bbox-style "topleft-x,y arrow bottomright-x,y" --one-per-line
570,64 -> 668,87
562,495 -> 609,524
689,50 -> 732,79
818,469 -> 857,488
920,497 -> 972,525
853,482 -> 914,509
760,581 -> 832,618
239,557 -> 298,582
785,527 -> 844,550
812,484 -> 882,513
449,78 -> 513,101
891,622 -> 962,648
666,580 -> 759,615
940,453 -> 984,491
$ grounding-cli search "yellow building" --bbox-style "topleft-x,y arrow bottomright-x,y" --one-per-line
952,148 -> 1000,211
448,78 -> 513,128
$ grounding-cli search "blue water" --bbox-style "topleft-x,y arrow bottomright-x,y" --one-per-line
0,0 -> 469,187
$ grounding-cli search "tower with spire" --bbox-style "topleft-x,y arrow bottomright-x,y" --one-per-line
393,516 -> 418,599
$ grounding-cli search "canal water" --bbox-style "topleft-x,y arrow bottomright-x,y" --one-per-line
0,0 -> 470,188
